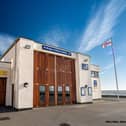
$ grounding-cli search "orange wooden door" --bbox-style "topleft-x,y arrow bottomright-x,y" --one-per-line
34,51 -> 76,107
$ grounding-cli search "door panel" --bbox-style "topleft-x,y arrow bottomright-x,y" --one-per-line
57,85 -> 63,105
65,85 -> 71,104
49,85 -> 55,105
39,85 -> 46,105
56,57 -> 73,105
39,85 -> 48,106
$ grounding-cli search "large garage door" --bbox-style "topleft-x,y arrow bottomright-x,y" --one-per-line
0,78 -> 6,106
33,51 -> 76,107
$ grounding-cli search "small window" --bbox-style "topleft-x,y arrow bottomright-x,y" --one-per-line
88,87 -> 92,96
91,71 -> 99,78
49,86 -> 54,92
91,71 -> 95,77
81,87 -> 85,96
82,64 -> 88,70
95,72 -> 99,77
94,80 -> 97,87
65,86 -> 70,96
58,86 -> 62,92
40,85 -> 45,93
65,86 -> 70,92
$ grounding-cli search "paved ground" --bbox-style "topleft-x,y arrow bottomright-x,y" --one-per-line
0,99 -> 126,126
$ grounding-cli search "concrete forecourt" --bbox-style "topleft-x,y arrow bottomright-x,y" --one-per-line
0,99 -> 126,126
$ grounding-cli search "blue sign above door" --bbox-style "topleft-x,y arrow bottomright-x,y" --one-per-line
42,45 -> 72,56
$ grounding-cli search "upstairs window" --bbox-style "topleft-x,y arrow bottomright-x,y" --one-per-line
91,71 -> 99,78
82,64 -> 88,70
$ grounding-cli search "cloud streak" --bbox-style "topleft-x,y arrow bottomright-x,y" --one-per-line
101,56 -> 123,74
78,0 -> 126,52
0,33 -> 15,55
39,28 -> 70,47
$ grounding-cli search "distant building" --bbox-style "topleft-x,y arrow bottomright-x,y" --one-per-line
0,38 -> 101,110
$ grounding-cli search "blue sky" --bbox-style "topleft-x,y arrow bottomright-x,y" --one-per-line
0,0 -> 126,90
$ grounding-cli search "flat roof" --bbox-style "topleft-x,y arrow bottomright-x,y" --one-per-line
0,37 -> 91,60
91,64 -> 100,67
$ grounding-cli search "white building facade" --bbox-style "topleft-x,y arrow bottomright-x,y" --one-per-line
0,38 -> 101,109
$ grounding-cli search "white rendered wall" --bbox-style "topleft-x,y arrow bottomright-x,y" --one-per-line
1,38 -> 34,109
1,44 -> 20,108
75,53 -> 92,103
17,38 -> 34,109
90,65 -> 101,99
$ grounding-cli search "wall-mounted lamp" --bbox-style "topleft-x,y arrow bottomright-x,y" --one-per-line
84,59 -> 88,62
24,45 -> 31,49
24,82 -> 29,88
85,85 -> 88,88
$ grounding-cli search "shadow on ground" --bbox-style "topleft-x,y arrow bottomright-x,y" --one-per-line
0,106 -> 16,113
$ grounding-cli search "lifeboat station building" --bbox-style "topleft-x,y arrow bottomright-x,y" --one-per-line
0,38 -> 101,110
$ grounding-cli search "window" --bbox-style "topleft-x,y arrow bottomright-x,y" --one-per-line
58,86 -> 62,92
39,85 -> 46,104
91,71 -> 99,78
81,87 -> 85,96
82,64 -> 88,70
49,86 -> 54,92
91,71 -> 94,77
88,87 -> 92,96
40,85 -> 45,93
94,80 -> 97,87
65,86 -> 70,92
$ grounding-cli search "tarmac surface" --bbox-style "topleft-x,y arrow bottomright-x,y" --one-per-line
0,99 -> 126,126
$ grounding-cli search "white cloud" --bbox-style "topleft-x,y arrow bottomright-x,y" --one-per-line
78,0 -> 126,52
39,28 -> 69,47
0,33 -> 15,54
